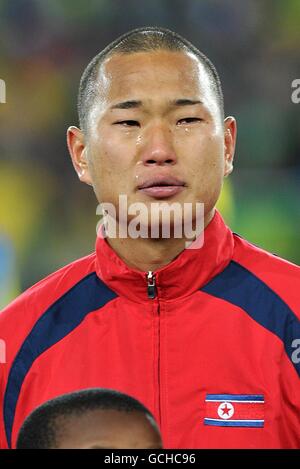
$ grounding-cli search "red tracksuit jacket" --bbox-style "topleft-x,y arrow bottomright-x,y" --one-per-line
0,210 -> 300,448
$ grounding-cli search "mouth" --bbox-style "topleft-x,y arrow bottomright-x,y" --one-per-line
137,176 -> 186,199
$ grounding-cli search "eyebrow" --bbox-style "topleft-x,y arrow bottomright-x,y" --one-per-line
110,99 -> 203,110
171,99 -> 203,107
110,100 -> 142,110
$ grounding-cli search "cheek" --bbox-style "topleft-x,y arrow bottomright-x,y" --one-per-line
90,135 -> 133,182
185,134 -> 224,199
183,133 -> 224,175
88,133 -> 136,204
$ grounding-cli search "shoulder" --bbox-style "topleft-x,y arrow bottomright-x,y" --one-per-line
232,232 -> 300,277
232,233 -> 300,316
0,252 -> 97,349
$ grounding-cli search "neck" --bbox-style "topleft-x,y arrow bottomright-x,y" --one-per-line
106,208 -> 215,272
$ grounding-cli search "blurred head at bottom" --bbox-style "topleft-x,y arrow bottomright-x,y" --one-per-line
16,388 -> 163,449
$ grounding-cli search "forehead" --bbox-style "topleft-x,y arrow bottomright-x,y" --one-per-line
60,409 -> 157,436
97,50 -> 214,106
59,409 -> 159,444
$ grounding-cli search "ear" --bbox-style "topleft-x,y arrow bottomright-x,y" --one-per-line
66,126 -> 93,186
223,116 -> 237,177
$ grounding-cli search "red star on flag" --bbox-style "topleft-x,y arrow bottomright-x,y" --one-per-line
221,403 -> 231,416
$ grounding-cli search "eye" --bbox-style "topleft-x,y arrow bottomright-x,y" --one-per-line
177,117 -> 202,125
113,120 -> 140,127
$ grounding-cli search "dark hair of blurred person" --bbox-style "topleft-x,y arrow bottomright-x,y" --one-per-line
16,388 -> 163,449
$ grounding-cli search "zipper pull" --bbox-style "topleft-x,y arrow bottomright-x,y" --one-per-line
146,271 -> 156,299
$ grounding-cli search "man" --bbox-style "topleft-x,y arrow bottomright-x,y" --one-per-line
0,27 -> 300,449
16,388 -> 162,449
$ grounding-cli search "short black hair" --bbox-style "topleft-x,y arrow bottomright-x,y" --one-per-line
16,388 -> 158,449
78,26 -> 224,132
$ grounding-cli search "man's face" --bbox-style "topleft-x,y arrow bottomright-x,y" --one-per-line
69,50 -> 235,228
55,409 -> 163,449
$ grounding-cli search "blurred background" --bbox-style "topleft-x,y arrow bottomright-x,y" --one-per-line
0,0 -> 299,307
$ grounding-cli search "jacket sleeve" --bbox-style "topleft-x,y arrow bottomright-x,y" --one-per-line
0,300 -> 21,450
0,360 -> 9,449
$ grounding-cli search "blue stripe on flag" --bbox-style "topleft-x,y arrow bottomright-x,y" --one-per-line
204,418 -> 264,428
206,394 -> 264,402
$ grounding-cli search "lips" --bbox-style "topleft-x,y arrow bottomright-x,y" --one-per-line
137,176 -> 186,199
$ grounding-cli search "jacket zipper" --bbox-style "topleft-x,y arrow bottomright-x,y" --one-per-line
146,271 -> 162,427
146,271 -> 157,299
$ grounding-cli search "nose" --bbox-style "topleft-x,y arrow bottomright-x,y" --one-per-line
139,124 -> 177,166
